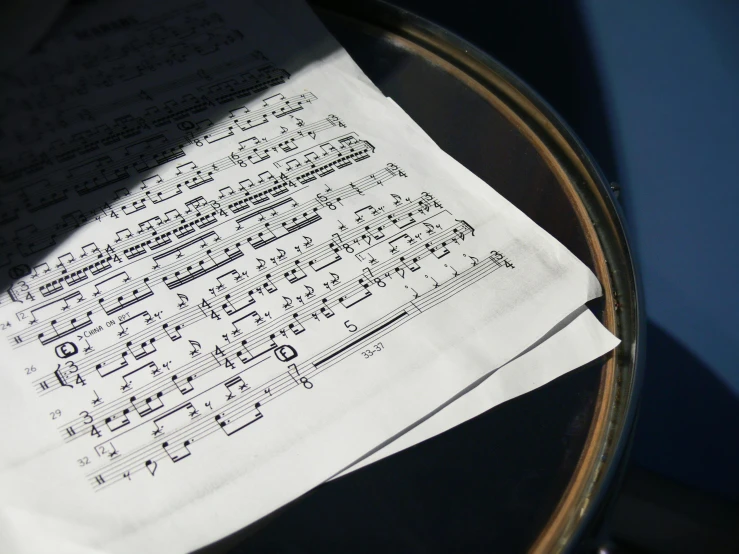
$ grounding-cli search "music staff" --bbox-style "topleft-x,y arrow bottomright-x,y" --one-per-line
0,5 -> 522,503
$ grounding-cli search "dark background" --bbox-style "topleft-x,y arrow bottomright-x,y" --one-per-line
386,0 -> 738,551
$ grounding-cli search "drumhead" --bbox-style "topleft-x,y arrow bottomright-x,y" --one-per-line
210,2 -> 643,552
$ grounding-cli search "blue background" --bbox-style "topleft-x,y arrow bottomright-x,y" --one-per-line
583,0 -> 739,502
395,0 -> 739,502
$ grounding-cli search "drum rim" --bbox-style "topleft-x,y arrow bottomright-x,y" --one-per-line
311,1 -> 645,551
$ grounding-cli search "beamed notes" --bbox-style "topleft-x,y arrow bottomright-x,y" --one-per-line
0,1 -> 604,552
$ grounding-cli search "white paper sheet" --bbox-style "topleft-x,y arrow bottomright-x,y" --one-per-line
338,307 -> 619,476
331,100 -> 619,477
0,1 -> 604,552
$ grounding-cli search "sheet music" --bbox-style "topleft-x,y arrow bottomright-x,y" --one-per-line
333,111 -> 620,475
0,1 -> 603,552
338,307 -> 620,477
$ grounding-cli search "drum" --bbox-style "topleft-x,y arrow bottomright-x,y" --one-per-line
211,2 -> 643,552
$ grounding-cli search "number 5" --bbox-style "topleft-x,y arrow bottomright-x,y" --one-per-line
344,320 -> 357,333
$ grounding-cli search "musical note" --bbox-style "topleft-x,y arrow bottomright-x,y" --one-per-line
0,9 -> 594,553
189,340 -> 201,357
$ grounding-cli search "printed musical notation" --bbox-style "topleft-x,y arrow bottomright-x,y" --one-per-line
0,3 -> 611,553
0,0 -> 523,499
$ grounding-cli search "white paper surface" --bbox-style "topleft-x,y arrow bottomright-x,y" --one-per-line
338,307 -> 619,476
0,1 -> 604,552
331,101 -> 619,477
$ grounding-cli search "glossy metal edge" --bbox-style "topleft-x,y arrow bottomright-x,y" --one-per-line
310,1 -> 645,552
